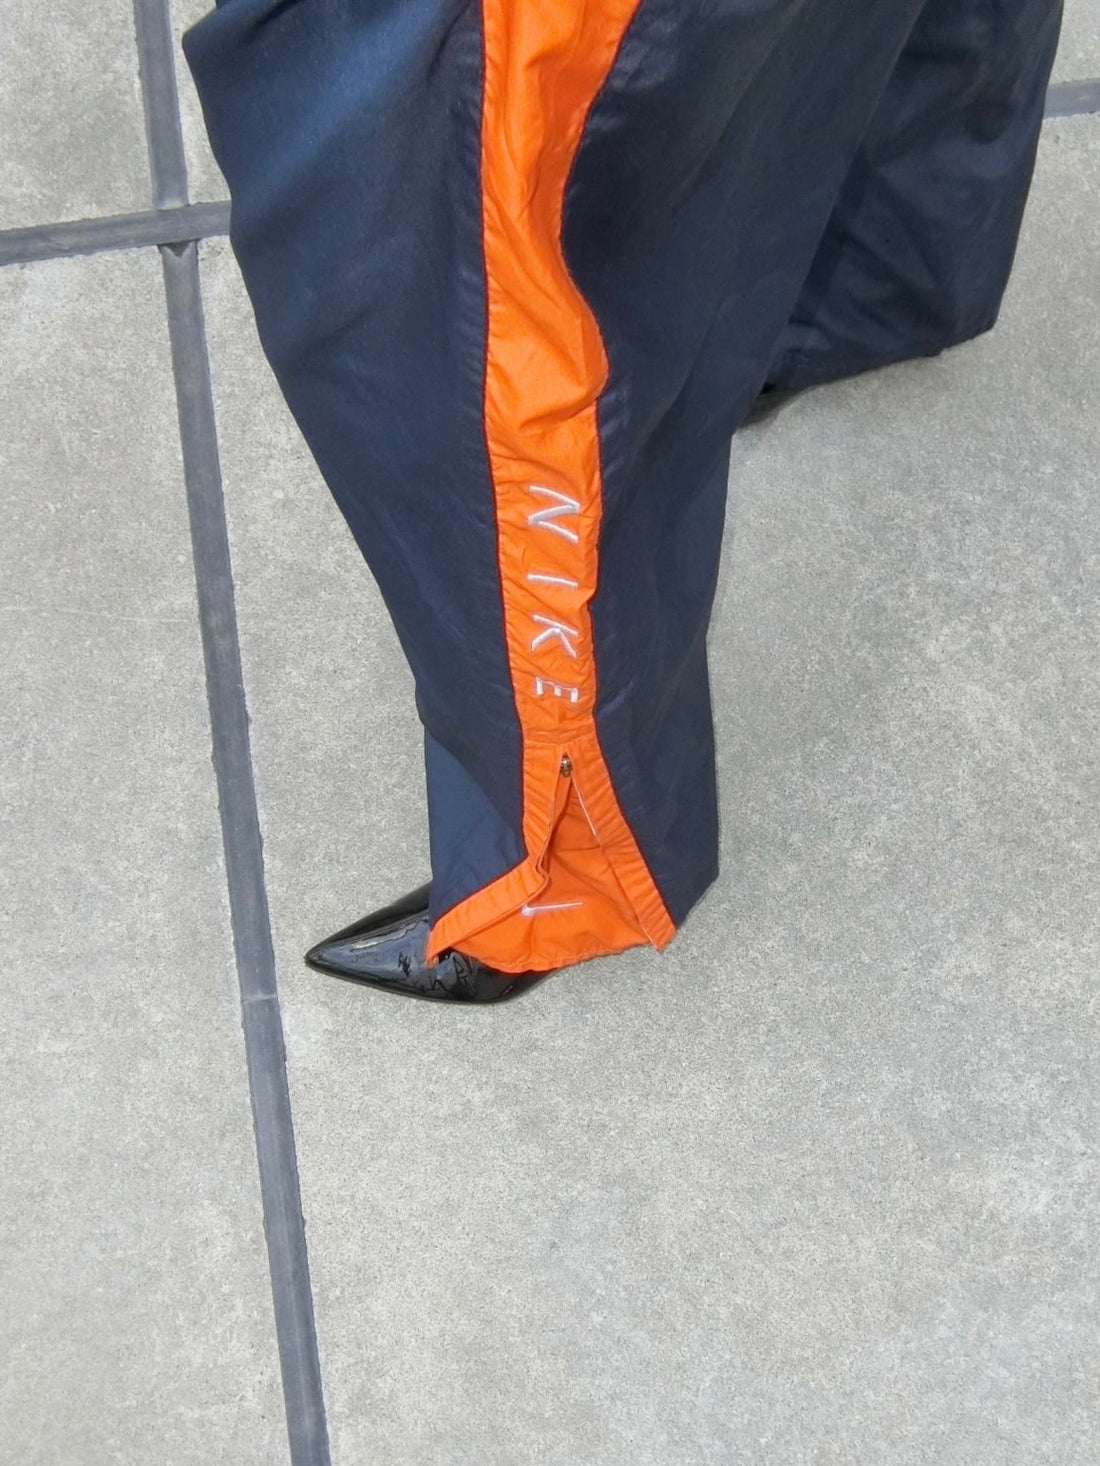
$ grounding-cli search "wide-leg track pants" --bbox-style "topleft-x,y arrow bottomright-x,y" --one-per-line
184,0 -> 1062,973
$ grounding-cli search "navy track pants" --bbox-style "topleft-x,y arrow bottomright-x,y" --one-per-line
184,0 -> 1062,972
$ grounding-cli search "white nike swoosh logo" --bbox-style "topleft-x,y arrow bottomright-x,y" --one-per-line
520,900 -> 584,917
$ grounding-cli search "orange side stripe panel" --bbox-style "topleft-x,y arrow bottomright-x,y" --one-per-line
425,0 -> 676,971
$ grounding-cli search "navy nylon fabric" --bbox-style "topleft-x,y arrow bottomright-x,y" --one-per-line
185,0 -> 1060,950
182,0 -> 526,922
565,0 -> 1060,924
770,0 -> 1064,391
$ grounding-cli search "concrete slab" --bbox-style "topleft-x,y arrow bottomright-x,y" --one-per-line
172,0 -> 229,206
203,115 -> 1099,1463
0,0 -> 150,230
0,251 -> 287,1464
1054,0 -> 1100,83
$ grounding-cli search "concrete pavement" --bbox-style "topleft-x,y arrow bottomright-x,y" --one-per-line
2,3 -> 1098,1462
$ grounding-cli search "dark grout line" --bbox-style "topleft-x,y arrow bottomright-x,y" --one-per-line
131,1 -> 332,1461
133,0 -> 190,209
161,240 -> 332,1466
0,203 -> 229,267
1045,79 -> 1100,118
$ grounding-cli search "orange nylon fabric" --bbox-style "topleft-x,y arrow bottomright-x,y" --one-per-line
424,0 -> 677,973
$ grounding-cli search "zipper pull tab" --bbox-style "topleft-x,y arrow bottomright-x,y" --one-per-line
560,754 -> 573,777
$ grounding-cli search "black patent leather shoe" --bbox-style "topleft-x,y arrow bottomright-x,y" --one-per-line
304,883 -> 551,1003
